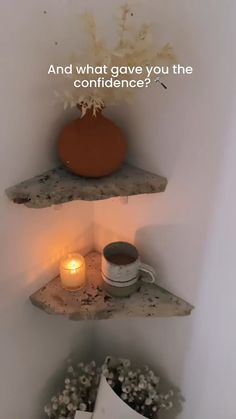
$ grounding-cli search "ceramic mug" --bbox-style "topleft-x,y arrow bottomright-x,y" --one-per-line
101,241 -> 157,297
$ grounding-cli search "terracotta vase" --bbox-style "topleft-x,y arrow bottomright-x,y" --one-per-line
58,109 -> 127,177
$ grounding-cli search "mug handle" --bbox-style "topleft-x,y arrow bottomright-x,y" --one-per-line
139,263 -> 157,284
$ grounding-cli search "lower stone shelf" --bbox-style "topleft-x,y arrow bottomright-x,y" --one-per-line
30,252 -> 194,320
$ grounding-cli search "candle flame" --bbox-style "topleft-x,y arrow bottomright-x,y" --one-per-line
67,259 -> 81,270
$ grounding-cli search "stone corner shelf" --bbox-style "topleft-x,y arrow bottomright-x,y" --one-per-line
5,163 -> 167,208
30,252 -> 194,321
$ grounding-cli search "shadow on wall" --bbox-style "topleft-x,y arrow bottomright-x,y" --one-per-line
93,221 -> 135,252
134,223 -> 209,302
91,219 -> 207,417
37,322 -> 98,419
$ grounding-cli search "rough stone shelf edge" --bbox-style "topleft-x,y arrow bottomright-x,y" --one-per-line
5,163 -> 168,208
30,252 -> 194,321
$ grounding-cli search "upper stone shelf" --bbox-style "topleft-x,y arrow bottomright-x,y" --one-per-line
5,163 -> 167,208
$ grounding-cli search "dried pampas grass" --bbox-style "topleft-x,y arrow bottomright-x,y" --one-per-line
55,4 -> 176,115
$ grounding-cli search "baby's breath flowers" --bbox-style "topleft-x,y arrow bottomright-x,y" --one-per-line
102,357 -> 174,418
44,357 -> 175,419
44,360 -> 100,418
55,3 -> 175,116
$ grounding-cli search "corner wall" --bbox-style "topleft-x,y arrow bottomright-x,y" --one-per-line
1,1 -> 236,419
0,2 -> 94,418
93,1 -> 236,418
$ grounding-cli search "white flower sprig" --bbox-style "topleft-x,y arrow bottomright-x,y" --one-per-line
44,360 -> 101,418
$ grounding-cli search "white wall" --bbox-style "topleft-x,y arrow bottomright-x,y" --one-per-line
93,1 -> 236,419
0,2 -> 94,419
1,1 -> 236,419
180,124 -> 236,418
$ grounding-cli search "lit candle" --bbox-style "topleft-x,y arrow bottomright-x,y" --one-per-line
60,253 -> 86,291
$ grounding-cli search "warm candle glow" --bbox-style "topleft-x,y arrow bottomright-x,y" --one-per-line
60,253 -> 86,291
67,259 -> 81,271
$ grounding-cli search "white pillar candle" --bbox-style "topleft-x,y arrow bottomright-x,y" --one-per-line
60,253 -> 86,291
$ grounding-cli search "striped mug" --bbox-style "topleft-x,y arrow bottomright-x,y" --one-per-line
101,241 -> 157,297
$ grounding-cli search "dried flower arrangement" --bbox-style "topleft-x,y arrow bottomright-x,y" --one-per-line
44,357 -> 175,419
55,4 -> 175,116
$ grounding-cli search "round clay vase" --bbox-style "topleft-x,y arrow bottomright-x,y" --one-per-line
58,109 -> 127,177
